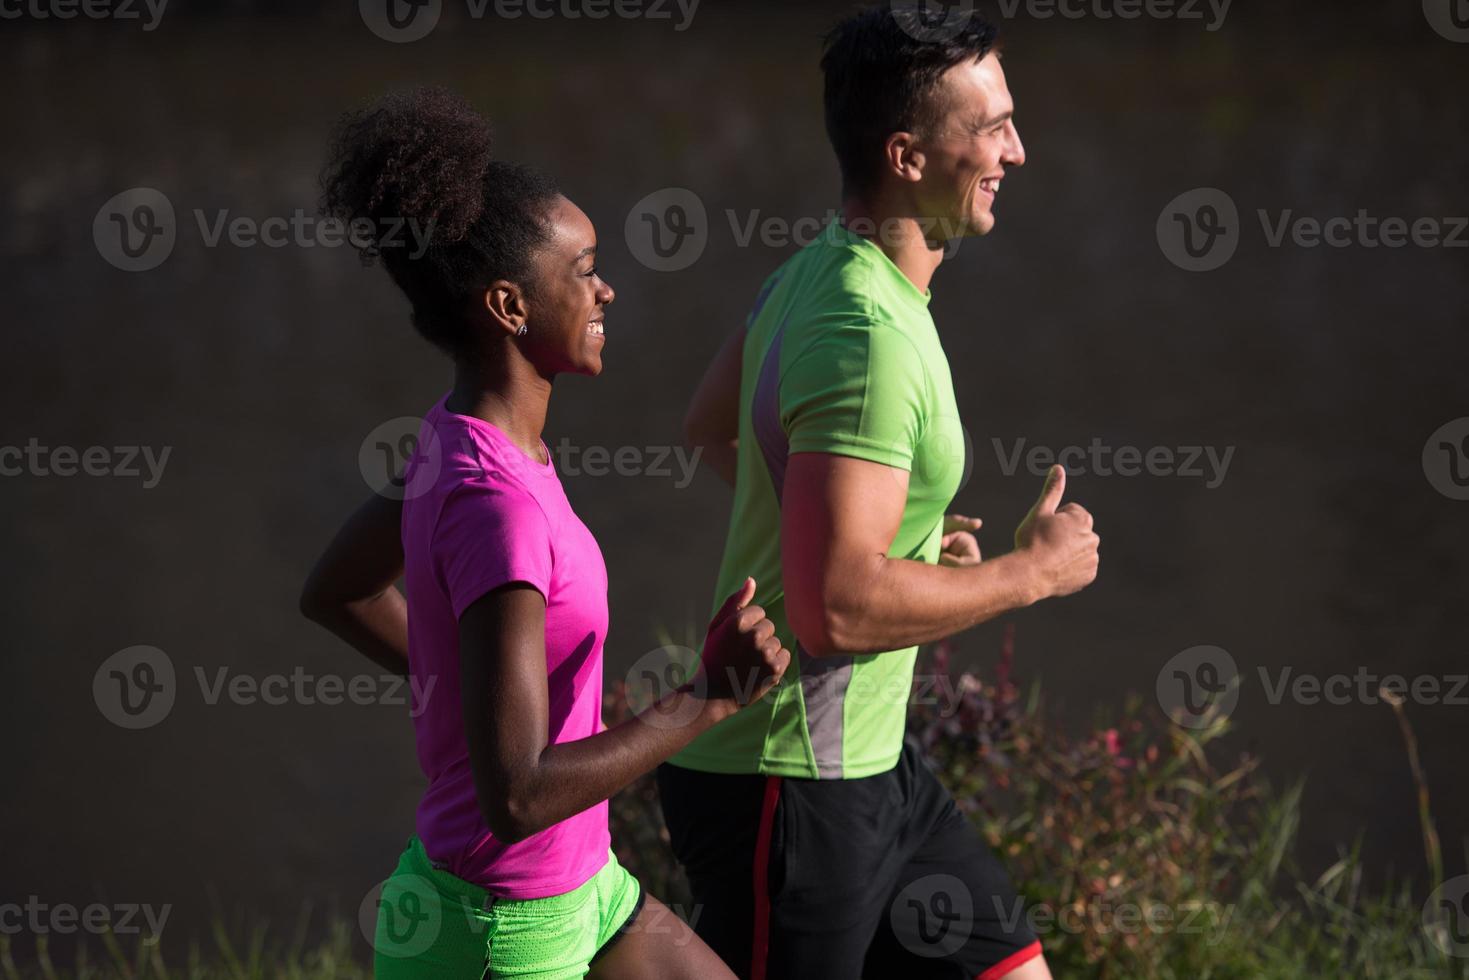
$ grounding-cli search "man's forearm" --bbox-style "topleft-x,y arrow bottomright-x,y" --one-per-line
808,551 -> 1043,656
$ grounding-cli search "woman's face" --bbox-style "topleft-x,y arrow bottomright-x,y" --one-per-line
520,196 -> 614,378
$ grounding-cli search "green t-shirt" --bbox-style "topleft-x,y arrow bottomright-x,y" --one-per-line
674,222 -> 966,780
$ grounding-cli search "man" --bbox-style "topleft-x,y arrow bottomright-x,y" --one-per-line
660,6 -> 1100,979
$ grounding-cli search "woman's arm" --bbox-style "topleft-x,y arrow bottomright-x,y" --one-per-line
300,493 -> 409,678
682,325 -> 746,487
461,578 -> 786,844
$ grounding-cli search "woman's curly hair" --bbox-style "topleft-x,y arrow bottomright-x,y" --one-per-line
320,86 -> 560,357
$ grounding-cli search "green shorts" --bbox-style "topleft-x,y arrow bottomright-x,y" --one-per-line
371,837 -> 644,979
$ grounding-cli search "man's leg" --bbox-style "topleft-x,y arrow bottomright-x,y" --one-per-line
657,762 -> 906,980
861,745 -> 1045,979
656,764 -> 766,976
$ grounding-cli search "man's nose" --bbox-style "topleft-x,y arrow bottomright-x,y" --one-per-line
1003,120 -> 1026,167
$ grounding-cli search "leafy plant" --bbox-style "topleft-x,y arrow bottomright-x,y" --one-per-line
6,627 -> 1463,978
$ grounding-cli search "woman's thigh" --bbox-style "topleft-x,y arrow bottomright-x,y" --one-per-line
589,894 -> 736,980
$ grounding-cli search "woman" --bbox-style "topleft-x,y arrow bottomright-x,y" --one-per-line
300,87 -> 789,979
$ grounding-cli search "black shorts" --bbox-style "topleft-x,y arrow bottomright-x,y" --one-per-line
656,740 -> 1042,980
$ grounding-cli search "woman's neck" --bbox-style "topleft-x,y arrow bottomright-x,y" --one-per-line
445,351 -> 553,463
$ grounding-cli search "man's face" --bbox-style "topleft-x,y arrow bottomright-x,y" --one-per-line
915,54 -> 1026,238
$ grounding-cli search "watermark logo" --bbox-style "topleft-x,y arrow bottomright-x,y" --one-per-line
193,667 -> 437,716
94,188 -> 176,272
360,876 -> 442,959
917,415 -> 974,494
1423,875 -> 1469,958
625,187 -> 708,272
0,440 -> 172,488
94,187 -> 434,272
94,647 -> 439,729
992,896 -> 1233,941
1423,0 -> 1469,42
1157,651 -> 1466,729
551,439 -> 703,488
360,417 -> 444,501
0,0 -> 168,30
1159,188 -> 1468,270
623,645 -> 704,730
1423,417 -> 1469,501
890,874 -> 973,957
993,437 -> 1234,488
882,415 -> 972,496
362,0 -> 699,42
0,897 -> 171,941
359,0 -> 442,42
93,645 -> 176,730
1156,188 -> 1239,272
893,1 -> 977,42
1257,669 -> 1467,709
617,901 -> 703,942
992,0 -> 1231,30
1156,645 -> 1239,729
626,193 -> 971,272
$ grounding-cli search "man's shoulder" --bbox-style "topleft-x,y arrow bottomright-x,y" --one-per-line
756,251 -> 915,349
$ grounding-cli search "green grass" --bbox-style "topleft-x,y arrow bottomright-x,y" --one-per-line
7,627 -> 1466,978
0,920 -> 368,979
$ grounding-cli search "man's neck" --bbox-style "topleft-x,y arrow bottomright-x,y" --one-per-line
840,195 -> 947,295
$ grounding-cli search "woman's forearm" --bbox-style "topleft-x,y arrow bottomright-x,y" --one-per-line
488,689 -> 735,843
304,587 -> 411,678
301,492 -> 410,676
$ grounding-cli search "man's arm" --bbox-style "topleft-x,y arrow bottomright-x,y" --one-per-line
683,326 -> 746,487
300,493 -> 409,677
782,457 -> 1098,657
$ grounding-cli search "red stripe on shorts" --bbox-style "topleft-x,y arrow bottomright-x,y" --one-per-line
750,775 -> 783,980
976,939 -> 1044,980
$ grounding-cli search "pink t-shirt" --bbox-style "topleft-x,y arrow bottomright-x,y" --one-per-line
401,398 -> 610,899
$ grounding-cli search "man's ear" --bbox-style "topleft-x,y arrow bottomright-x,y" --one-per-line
483,282 -> 527,338
883,131 -> 926,184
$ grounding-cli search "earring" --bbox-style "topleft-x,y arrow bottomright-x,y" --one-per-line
517,324 -> 528,337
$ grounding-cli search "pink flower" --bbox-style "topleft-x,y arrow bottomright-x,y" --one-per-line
1103,728 -> 1133,768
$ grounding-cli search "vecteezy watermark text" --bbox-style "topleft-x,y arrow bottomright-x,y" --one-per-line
1256,667 -> 1469,708
1157,645 -> 1469,729
92,646 -> 437,730
0,897 -> 171,941
0,439 -> 171,489
0,0 -> 167,30
891,0 -> 1229,43
1157,188 -> 1468,272
359,0 -> 700,43
992,437 -> 1235,489
624,645 -> 969,731
94,187 -> 434,273
992,0 -> 1230,30
625,190 -> 970,272
992,896 -> 1234,941
194,666 -> 437,717
551,439 -> 702,488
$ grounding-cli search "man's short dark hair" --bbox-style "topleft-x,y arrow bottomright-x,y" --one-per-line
821,4 -> 1000,198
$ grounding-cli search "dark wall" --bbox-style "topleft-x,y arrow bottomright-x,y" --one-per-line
2,0 -> 1466,956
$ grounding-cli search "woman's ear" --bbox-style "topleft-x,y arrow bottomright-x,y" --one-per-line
483,282 -> 527,338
